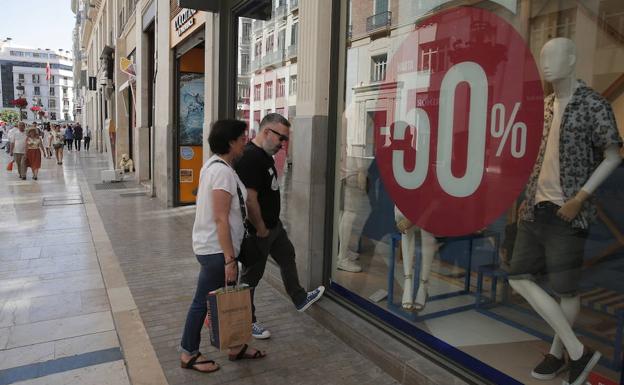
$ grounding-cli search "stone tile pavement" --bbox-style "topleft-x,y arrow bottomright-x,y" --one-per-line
0,144 -> 399,385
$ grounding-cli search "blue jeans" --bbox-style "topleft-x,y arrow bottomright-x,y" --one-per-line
180,253 -> 226,355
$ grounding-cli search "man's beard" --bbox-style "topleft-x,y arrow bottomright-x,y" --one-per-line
262,142 -> 281,156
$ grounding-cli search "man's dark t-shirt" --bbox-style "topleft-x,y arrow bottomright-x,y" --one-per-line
235,141 -> 280,231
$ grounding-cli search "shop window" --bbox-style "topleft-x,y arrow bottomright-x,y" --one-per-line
277,78 -> 286,97
289,75 -> 297,95
370,54 -> 387,82
334,1 -> 624,385
265,81 -> 273,99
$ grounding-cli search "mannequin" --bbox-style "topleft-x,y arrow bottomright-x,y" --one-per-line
394,207 -> 437,311
508,38 -> 622,385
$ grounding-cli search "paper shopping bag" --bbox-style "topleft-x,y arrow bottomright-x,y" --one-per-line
204,286 -> 252,350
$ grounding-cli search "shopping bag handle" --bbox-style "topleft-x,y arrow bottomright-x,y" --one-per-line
224,259 -> 240,293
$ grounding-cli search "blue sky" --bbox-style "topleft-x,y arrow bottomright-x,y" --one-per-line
1,1 -> 75,52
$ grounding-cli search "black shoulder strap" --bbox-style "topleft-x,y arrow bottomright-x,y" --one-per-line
207,159 -> 248,227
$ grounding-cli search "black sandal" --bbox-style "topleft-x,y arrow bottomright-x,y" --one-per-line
228,344 -> 267,361
180,352 -> 220,373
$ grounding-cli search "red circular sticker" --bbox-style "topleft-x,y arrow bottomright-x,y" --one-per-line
374,7 -> 544,236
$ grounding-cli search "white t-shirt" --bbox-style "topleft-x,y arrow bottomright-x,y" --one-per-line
535,97 -> 571,206
10,130 -> 27,154
192,155 -> 248,257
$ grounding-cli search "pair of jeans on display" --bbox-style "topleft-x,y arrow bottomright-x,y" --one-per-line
239,220 -> 307,322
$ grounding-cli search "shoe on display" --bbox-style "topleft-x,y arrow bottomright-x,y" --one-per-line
530,354 -> 567,380
296,286 -> 325,312
337,258 -> 362,273
251,322 -> 271,340
402,275 -> 414,310
564,349 -> 601,385
413,282 -> 428,311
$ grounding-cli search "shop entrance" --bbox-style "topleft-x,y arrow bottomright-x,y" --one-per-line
174,34 -> 205,205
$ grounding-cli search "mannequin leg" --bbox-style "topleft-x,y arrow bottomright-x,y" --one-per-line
337,210 -> 362,273
509,279 -> 584,360
549,295 -> 581,359
414,230 -> 436,310
401,228 -> 417,309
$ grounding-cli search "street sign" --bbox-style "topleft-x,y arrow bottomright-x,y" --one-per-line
374,7 -> 544,236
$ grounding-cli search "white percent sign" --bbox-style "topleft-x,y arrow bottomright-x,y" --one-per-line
390,61 -> 528,198
490,102 -> 527,158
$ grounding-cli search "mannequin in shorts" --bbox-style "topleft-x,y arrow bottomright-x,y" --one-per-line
508,38 -> 622,385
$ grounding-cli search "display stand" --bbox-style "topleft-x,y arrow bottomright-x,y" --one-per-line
387,231 -> 499,321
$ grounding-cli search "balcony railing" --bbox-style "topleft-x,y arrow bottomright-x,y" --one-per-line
251,59 -> 261,72
262,50 -> 285,68
366,11 -> 392,32
275,4 -> 287,19
253,20 -> 263,34
287,44 -> 297,59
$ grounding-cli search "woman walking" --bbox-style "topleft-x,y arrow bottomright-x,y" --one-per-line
64,125 -> 74,151
180,119 -> 265,374
25,127 -> 45,180
43,125 -> 52,158
51,125 -> 64,165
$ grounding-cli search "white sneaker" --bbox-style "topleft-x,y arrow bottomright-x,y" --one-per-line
252,322 -> 271,339
337,258 -> 362,273
347,250 -> 360,261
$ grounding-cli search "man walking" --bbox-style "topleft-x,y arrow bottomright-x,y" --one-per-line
9,122 -> 28,180
74,123 -> 83,151
236,113 -> 325,340
84,126 -> 91,151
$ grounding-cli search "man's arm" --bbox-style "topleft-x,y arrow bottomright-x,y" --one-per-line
246,188 -> 269,237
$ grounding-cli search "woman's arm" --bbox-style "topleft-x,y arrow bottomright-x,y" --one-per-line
212,189 -> 236,263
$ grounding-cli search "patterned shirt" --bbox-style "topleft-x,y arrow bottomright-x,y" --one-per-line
520,80 -> 623,229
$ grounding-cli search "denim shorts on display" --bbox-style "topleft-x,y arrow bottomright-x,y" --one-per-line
507,201 -> 588,296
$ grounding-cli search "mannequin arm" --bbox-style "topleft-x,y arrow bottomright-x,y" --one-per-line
557,145 -> 622,221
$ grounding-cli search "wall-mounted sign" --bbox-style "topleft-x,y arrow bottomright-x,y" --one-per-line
175,9 -> 197,36
170,8 -> 206,48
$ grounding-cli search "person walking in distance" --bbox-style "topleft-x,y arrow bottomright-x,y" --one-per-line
83,126 -> 91,151
64,125 -> 74,151
73,123 -> 83,151
25,127 -> 45,180
51,125 -> 65,165
9,122 -> 28,180
235,113 -> 325,340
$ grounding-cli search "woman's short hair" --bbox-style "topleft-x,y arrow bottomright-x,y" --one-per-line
208,119 -> 247,155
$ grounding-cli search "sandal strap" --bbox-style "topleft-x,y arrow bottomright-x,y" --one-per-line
183,353 -> 201,369
194,359 -> 215,365
236,344 -> 249,360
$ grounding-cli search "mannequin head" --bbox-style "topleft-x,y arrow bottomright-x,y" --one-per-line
539,38 -> 576,83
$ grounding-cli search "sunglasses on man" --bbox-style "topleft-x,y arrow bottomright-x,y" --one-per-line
268,128 -> 289,142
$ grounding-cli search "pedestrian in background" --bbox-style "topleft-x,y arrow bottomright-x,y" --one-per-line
180,119 -> 266,374
9,122 -> 28,180
51,125 -> 64,165
74,123 -> 83,151
43,125 -> 52,158
25,127 -> 45,180
84,126 -> 91,151
64,125 -> 74,151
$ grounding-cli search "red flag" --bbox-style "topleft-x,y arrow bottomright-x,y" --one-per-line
45,62 -> 51,81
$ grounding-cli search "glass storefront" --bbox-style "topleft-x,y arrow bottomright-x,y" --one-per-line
332,1 -> 624,384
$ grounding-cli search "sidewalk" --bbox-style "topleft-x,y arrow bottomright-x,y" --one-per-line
0,147 -> 398,385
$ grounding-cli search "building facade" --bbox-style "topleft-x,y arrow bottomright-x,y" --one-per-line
0,44 -> 74,122
71,1 -> 624,384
